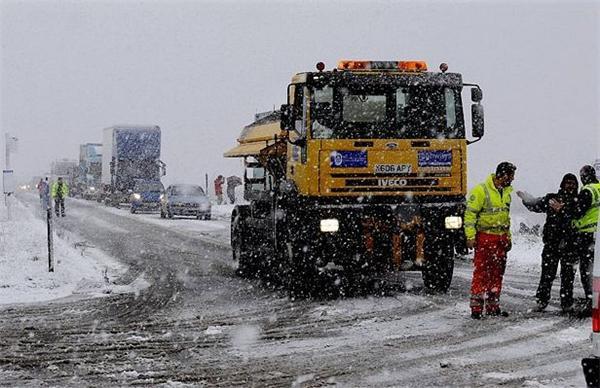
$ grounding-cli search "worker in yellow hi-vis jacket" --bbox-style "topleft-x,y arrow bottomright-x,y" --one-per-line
51,177 -> 69,217
464,162 -> 516,320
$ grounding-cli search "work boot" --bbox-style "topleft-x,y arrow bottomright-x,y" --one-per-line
471,311 -> 482,320
560,305 -> 574,316
534,301 -> 548,312
578,300 -> 593,318
487,309 -> 509,317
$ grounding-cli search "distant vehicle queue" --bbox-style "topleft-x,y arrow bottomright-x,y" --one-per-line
33,125 -> 225,221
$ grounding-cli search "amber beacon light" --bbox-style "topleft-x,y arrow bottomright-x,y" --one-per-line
337,60 -> 428,71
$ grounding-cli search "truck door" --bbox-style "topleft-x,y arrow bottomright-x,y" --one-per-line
287,85 -> 316,195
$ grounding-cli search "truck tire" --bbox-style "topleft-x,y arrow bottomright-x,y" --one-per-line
285,238 -> 317,299
231,207 -> 256,278
421,235 -> 454,293
281,213 -> 318,299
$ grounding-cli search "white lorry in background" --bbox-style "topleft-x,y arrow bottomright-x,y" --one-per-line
100,126 -> 166,209
582,227 -> 600,387
77,143 -> 103,200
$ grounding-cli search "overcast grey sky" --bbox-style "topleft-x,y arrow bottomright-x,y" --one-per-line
1,0 -> 598,194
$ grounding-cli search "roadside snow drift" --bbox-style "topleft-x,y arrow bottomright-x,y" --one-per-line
0,197 -> 147,305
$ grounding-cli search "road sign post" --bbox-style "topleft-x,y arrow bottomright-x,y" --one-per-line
3,169 -> 15,221
47,206 -> 54,272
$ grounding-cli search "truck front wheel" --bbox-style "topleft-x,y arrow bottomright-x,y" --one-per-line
231,207 -> 257,278
282,221 -> 319,299
421,235 -> 454,293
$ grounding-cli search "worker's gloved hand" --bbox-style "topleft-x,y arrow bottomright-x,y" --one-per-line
516,190 -> 539,206
548,198 -> 564,212
466,239 -> 475,250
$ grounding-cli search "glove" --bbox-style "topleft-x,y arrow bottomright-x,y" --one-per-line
466,239 -> 475,250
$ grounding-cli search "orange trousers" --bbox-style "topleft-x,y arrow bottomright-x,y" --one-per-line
470,232 -> 510,314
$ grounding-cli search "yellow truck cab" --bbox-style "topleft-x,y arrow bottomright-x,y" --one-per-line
225,60 -> 485,296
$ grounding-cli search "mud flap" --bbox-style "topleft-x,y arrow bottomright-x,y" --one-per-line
582,357 -> 600,387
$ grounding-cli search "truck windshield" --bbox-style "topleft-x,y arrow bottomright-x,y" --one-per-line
311,85 -> 464,139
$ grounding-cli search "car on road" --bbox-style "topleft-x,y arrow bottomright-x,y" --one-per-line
160,184 -> 211,220
130,180 -> 164,213
582,227 -> 600,387
82,186 -> 101,201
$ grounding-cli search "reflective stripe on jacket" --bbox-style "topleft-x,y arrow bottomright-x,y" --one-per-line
464,174 -> 513,240
573,182 -> 600,233
51,181 -> 69,198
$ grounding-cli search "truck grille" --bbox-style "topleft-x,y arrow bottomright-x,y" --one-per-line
330,187 -> 452,193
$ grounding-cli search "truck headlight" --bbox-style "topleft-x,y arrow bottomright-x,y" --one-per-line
320,218 -> 339,233
133,193 -> 141,200
445,216 -> 463,229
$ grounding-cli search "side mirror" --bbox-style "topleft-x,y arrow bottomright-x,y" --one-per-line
280,104 -> 294,132
471,88 -> 483,102
471,104 -> 485,138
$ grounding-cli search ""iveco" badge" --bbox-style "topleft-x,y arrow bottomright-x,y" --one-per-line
378,178 -> 408,187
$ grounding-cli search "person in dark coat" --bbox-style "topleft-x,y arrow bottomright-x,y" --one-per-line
517,173 -> 579,312
552,165 -> 600,316
226,175 -> 242,204
214,175 -> 224,205
37,178 -> 50,210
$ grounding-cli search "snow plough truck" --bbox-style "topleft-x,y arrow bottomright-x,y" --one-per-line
224,60 -> 485,296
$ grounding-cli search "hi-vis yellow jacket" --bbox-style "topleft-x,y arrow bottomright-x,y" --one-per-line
51,181 -> 69,199
464,174 -> 513,241
573,182 -> 600,233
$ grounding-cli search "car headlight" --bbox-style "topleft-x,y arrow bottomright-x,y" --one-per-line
159,194 -> 164,200
445,216 -> 463,229
133,193 -> 141,200
89,187 -> 96,191
320,218 -> 339,233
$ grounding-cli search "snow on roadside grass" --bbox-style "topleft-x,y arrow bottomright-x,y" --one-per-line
0,197 -> 148,305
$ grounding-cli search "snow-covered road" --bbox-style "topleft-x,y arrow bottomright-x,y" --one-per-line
0,194 -> 591,387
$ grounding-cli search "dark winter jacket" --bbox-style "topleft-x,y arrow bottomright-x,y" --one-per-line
522,174 -> 578,245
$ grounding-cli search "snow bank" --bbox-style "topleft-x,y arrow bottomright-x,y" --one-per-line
0,197 -> 147,305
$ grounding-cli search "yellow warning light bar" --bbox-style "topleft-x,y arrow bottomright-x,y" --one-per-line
337,60 -> 428,72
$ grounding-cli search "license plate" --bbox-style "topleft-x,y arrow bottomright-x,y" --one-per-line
374,164 -> 412,174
